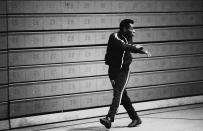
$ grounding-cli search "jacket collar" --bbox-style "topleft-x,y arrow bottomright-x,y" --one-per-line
118,31 -> 133,44
118,31 -> 128,43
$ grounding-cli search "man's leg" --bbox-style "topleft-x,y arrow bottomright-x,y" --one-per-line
106,67 -> 130,122
121,90 -> 142,127
121,89 -> 138,120
100,67 -> 130,129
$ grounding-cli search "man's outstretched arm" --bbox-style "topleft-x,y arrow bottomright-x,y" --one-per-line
112,34 -> 151,57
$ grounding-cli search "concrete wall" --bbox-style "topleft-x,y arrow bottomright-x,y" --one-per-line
0,0 -> 203,130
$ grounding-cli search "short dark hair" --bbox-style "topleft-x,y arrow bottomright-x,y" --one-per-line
119,19 -> 134,31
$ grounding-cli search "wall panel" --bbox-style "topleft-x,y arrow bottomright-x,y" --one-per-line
7,0 -> 203,14
128,68 -> 203,87
9,76 -> 111,100
0,0 -> 6,15
10,79 -> 203,117
0,16 -> 7,32
7,41 -> 203,66
0,120 -> 9,131
133,41 -> 203,58
0,103 -> 8,120
0,1 -> 8,130
9,62 -> 107,83
9,68 -> 203,100
8,27 -> 203,49
0,52 -> 7,68
131,55 -> 203,72
7,13 -> 203,31
2,0 -> 203,129
0,33 -> 7,51
0,86 -> 8,103
0,69 -> 8,85
10,97 -> 64,118
128,81 -> 203,102
8,55 -> 203,83
133,27 -> 203,42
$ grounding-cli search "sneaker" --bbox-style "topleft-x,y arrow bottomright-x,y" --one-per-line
100,117 -> 112,129
128,116 -> 142,127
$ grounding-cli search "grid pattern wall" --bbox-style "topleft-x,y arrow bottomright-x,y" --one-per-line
0,0 -> 203,129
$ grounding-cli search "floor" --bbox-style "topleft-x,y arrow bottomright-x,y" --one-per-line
35,106 -> 203,131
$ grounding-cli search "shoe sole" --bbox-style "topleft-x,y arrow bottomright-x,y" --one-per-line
128,121 -> 142,127
100,119 -> 111,129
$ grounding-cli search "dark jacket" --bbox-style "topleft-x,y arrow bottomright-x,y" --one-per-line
105,32 -> 144,68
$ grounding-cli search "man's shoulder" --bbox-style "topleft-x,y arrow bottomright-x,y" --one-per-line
110,32 -> 120,39
110,32 -> 116,37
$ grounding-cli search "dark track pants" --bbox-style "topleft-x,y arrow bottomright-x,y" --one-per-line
106,65 -> 138,122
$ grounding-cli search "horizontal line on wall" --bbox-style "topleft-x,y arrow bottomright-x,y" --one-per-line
8,80 -> 203,102
6,76 -> 202,91
8,60 -> 105,69
7,44 -> 108,51
9,95 -> 203,120
8,74 -> 203,90
6,25 -> 203,33
0,85 -> 8,88
0,101 -> 8,105
8,74 -> 108,86
0,49 -> 8,52
8,26 -> 203,35
8,45 -> 107,52
7,67 -> 203,83
0,51 -> 8,53
133,39 -> 203,45
8,66 -> 203,86
8,40 -> 203,52
6,39 -> 203,51
0,67 -> 7,70
6,11 -> 203,16
0,84 -> 8,87
0,119 -> 9,123
0,32 -> 7,35
0,31 -> 8,34
8,74 -> 109,86
134,53 -> 203,60
6,11 -> 203,17
7,53 -> 203,68
8,59 -> 104,68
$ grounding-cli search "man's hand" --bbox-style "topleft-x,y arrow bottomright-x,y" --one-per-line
134,44 -> 143,50
134,44 -> 151,57
143,50 -> 151,57
111,80 -> 115,86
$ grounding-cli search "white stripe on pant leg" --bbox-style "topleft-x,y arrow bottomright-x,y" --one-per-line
115,69 -> 131,114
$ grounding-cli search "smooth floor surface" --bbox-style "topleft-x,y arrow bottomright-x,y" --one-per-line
37,106 -> 203,131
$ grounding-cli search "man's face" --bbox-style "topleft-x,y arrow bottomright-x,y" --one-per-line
124,23 -> 135,37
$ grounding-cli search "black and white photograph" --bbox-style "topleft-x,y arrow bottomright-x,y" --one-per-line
0,0 -> 203,130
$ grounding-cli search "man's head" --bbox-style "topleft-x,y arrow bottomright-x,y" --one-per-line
119,19 -> 135,38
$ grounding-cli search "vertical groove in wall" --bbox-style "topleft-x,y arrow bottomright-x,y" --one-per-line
5,0 -> 11,129
1,0 -> 203,129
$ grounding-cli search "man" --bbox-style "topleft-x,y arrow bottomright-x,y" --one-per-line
100,19 -> 151,129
